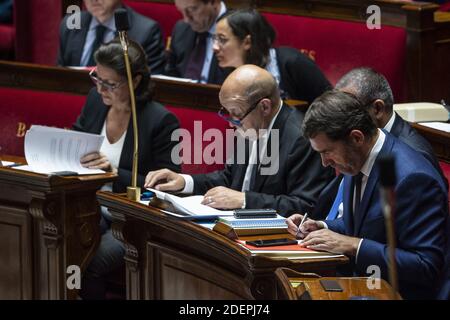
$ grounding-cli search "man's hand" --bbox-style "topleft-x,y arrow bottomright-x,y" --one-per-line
144,169 -> 185,191
201,186 -> 245,209
286,214 -> 324,239
300,229 -> 361,256
80,152 -> 115,173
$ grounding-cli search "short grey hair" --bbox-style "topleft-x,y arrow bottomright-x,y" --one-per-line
335,67 -> 394,112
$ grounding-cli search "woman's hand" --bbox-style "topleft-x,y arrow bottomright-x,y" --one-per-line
80,152 -> 116,173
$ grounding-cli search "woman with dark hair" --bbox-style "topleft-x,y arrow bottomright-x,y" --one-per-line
73,39 -> 180,299
213,9 -> 331,103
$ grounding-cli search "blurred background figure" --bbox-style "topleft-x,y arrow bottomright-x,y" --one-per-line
57,0 -> 166,73
165,0 -> 230,83
213,9 -> 331,103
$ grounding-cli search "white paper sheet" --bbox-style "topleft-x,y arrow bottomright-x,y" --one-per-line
146,188 -> 234,217
418,122 -> 450,133
23,125 -> 105,175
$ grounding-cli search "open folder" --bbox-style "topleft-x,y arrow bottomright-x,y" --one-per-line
144,188 -> 234,219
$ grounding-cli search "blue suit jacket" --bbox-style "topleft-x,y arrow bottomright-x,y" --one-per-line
326,132 -> 448,299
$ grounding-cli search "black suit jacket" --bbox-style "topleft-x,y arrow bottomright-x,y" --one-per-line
390,112 -> 447,188
164,20 -> 230,84
73,88 -> 180,192
192,104 -> 335,216
312,113 -> 448,220
57,6 -> 166,74
276,47 -> 331,103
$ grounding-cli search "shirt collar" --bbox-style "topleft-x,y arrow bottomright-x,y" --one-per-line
360,129 -> 386,178
89,14 -> 116,32
208,1 -> 227,35
383,112 -> 396,132
259,100 -> 283,140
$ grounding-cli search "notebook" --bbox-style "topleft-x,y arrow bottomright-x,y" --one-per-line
218,215 -> 287,229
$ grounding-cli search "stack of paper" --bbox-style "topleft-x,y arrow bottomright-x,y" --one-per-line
146,188 -> 234,218
21,125 -> 105,175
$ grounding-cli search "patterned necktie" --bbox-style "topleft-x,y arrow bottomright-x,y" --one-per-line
87,24 -> 107,66
184,32 -> 208,81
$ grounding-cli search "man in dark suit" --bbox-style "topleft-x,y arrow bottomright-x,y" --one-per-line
57,0 -> 166,74
312,67 -> 447,220
145,65 -> 334,216
165,0 -> 229,84
287,90 -> 448,299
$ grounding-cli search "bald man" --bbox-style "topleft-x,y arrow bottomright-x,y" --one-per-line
145,65 -> 334,216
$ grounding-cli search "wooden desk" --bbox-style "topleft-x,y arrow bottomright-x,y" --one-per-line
275,267 -> 401,300
97,191 -> 348,300
0,60 -> 307,112
411,123 -> 450,163
0,156 -> 116,299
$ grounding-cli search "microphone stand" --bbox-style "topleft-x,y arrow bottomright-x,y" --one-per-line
116,9 -> 140,201
379,156 -> 399,299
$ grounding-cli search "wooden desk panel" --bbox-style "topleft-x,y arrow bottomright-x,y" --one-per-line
97,191 -> 348,300
411,123 -> 450,163
0,157 -> 116,299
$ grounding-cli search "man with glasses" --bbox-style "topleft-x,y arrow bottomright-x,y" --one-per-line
57,0 -> 166,74
145,65 -> 334,216
165,0 -> 230,84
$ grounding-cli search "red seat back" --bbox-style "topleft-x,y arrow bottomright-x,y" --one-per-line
0,87 -> 226,174
263,13 -> 407,101
0,87 -> 86,156
123,0 -> 182,42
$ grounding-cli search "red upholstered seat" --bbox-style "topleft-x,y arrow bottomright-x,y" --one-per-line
0,87 -> 86,156
167,106 -> 228,174
263,13 -> 407,102
0,87 -> 226,174
14,0 -> 62,64
123,0 -> 181,42
439,161 -> 450,204
0,24 -> 14,55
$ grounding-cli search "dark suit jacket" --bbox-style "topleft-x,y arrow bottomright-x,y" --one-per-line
57,5 -> 166,74
164,20 -> 230,84
276,47 -> 331,103
312,112 -> 448,220
73,88 -> 180,192
326,133 -> 448,299
390,112 -> 448,189
192,104 -> 335,216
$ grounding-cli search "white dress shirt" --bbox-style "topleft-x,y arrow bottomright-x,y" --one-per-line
322,129 -> 386,261
99,122 -> 126,192
199,1 -> 227,83
80,15 -> 116,66
180,100 -> 284,209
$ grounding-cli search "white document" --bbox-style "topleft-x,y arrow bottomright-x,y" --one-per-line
418,122 -> 450,133
151,74 -> 197,83
23,125 -> 105,175
146,188 -> 234,217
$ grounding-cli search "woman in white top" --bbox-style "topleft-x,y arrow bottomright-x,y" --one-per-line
73,39 -> 180,299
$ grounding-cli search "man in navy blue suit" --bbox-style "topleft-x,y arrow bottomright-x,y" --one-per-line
311,67 -> 447,221
287,90 -> 448,299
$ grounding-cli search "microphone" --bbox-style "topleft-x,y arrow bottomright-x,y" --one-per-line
115,8 -> 129,32
114,8 -> 140,201
378,155 -> 399,299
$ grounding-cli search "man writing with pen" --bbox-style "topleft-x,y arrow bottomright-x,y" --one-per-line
286,90 -> 448,300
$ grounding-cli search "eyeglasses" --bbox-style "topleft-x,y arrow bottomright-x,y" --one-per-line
89,68 -> 125,92
218,97 -> 268,127
212,34 -> 229,47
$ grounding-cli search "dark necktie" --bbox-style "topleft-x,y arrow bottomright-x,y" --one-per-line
353,172 -> 363,216
87,24 -> 107,66
184,32 -> 208,80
